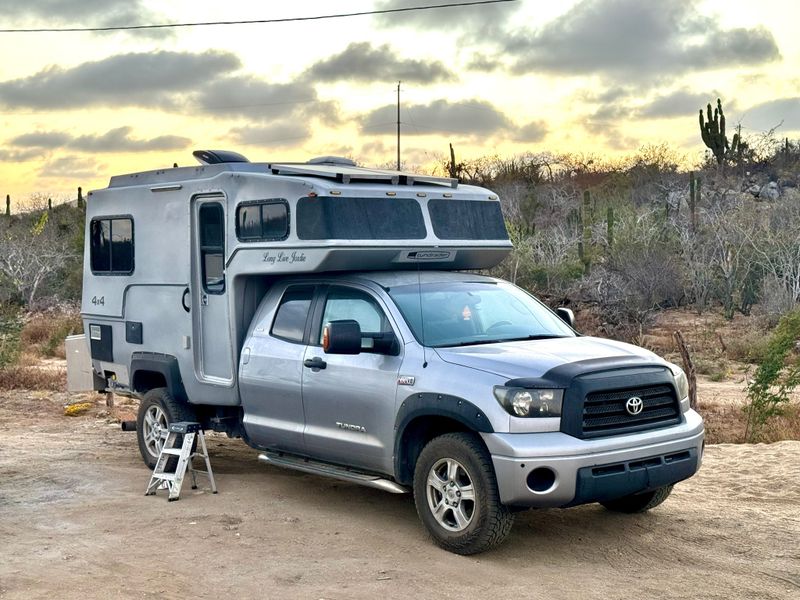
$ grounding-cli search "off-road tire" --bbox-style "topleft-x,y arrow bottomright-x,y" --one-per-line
413,432 -> 514,555
136,387 -> 197,470
600,485 -> 674,513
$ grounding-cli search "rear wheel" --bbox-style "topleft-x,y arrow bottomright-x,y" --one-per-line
600,485 -> 674,513
136,388 -> 197,470
413,432 -> 514,555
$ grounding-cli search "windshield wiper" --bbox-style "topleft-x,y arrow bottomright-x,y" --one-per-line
435,334 -> 568,348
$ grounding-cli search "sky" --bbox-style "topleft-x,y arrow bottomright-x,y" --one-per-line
0,0 -> 798,201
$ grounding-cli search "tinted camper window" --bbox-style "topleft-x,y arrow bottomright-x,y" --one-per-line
236,200 -> 289,241
199,203 -> 225,294
428,199 -> 508,240
297,196 -> 426,240
90,217 -> 134,274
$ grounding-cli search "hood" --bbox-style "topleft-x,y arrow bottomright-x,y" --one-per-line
434,336 -> 665,380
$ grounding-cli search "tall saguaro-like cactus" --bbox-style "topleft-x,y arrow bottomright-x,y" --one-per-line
699,98 -> 741,170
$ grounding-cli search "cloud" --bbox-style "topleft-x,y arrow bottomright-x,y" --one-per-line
39,155 -> 99,178
741,97 -> 800,131
11,131 -> 72,148
0,148 -> 44,162
0,0 -> 151,20
373,0 -> 520,35
10,127 -> 190,152
0,51 -> 240,109
0,1 -> 169,38
305,42 -> 455,84
504,0 -> 780,81
72,127 -> 190,152
363,99 -> 512,136
512,120 -> 548,143
229,122 -> 312,148
466,54 -> 503,73
636,90 -> 732,119
193,76 -> 321,121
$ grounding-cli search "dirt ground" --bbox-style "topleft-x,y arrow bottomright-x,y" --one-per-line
0,391 -> 799,600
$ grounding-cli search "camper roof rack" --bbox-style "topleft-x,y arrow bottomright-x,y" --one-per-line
267,158 -> 458,189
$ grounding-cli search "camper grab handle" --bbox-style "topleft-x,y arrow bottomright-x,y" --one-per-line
182,287 -> 191,313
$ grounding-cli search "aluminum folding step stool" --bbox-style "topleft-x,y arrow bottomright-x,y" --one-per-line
145,421 -> 217,501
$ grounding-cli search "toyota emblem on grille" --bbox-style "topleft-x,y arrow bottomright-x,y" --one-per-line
625,396 -> 644,415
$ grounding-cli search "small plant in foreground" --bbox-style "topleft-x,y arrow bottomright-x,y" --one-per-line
743,308 -> 800,442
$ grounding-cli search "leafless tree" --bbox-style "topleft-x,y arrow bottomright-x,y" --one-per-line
0,212 -> 74,306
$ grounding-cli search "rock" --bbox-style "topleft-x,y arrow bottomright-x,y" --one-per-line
759,181 -> 780,201
746,184 -> 760,197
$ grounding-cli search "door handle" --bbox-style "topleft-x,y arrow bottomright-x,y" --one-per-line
181,287 -> 191,313
303,357 -> 327,370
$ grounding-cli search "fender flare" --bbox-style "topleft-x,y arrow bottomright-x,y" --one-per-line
130,352 -> 187,402
393,393 -> 494,484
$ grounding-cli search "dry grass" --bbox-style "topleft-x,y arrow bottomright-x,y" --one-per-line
0,366 -> 66,391
698,400 -> 800,444
20,311 -> 83,359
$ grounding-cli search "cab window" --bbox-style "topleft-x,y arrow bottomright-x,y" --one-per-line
318,287 -> 394,351
271,286 -> 314,343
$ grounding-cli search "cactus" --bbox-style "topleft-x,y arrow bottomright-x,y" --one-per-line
578,190 -> 592,274
699,98 -> 743,172
689,172 -> 697,232
606,206 -> 615,251
4,194 -> 9,216
77,186 -> 84,209
48,197 -> 52,211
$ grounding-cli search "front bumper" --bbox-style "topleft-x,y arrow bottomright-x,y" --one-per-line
483,409 -> 704,508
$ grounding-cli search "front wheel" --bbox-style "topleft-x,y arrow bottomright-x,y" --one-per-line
136,388 -> 197,469
600,485 -> 674,513
413,433 -> 514,555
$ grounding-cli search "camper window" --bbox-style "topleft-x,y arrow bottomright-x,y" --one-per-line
428,199 -> 508,240
297,196 -> 426,240
199,203 -> 225,294
236,200 -> 289,242
90,216 -> 134,275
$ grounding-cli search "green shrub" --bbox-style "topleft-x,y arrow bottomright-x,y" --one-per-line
0,305 -> 22,368
744,308 -> 800,442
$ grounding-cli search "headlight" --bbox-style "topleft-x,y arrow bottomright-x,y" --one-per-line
668,363 -> 689,400
493,387 -> 563,418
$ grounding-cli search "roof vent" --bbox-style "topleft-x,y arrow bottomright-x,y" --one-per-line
307,156 -> 356,166
193,150 -> 250,165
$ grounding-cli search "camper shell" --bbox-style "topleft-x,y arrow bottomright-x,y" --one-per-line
81,152 -> 511,407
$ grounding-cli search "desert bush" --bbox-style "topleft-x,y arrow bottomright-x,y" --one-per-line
0,365 -> 66,391
695,357 -> 729,381
0,305 -> 22,368
21,312 -> 83,358
743,308 -> 800,442
725,330 -> 772,364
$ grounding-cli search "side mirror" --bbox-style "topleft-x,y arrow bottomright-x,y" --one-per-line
556,307 -> 575,329
322,320 -> 362,355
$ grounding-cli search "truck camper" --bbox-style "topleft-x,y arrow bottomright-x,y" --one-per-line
70,150 -> 704,554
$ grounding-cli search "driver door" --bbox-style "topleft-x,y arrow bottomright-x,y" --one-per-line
301,285 -> 403,474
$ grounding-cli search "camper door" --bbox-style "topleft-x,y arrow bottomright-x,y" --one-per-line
191,195 -> 235,384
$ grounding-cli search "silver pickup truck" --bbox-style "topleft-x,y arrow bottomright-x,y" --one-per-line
73,152 -> 703,555
228,269 -> 704,554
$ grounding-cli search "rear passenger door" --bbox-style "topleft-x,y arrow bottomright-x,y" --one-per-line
239,285 -> 315,453
301,285 -> 403,474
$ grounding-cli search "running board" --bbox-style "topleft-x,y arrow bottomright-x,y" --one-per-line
258,452 -> 409,494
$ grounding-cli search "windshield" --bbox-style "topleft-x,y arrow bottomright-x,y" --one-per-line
387,280 -> 575,347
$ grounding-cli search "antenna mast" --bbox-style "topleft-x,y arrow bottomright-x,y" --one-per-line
396,80 -> 401,171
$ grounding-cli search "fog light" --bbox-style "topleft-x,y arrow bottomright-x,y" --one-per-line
527,467 -> 556,492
